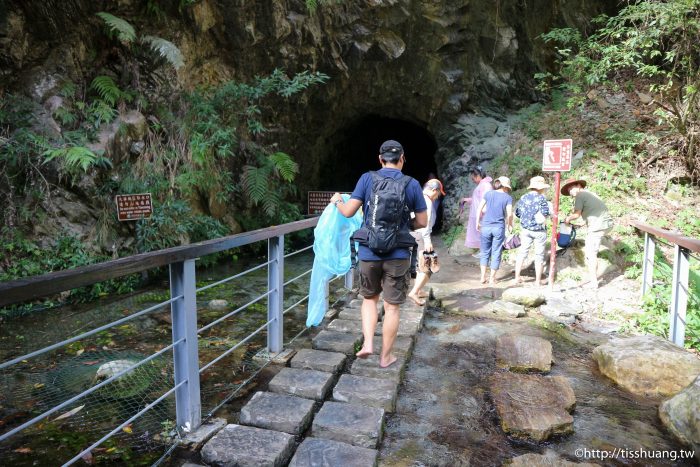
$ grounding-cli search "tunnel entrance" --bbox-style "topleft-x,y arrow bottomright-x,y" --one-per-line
319,114 -> 442,229
320,115 -> 439,192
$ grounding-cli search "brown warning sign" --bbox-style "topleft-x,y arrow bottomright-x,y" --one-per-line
307,191 -> 352,215
116,193 -> 153,221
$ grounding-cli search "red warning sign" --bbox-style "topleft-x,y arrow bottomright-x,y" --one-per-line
542,139 -> 573,172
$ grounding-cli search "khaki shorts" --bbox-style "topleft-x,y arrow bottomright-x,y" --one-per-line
358,259 -> 410,305
585,227 -> 611,263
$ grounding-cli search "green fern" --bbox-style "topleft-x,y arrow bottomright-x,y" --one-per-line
262,190 -> 281,217
91,76 -> 122,107
43,146 -> 100,172
141,35 -> 185,70
268,152 -> 298,182
242,165 -> 270,205
96,12 -> 136,44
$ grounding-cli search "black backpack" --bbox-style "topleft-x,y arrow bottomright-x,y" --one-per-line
352,171 -> 416,254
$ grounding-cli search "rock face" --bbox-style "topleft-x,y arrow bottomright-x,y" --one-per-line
659,376 -> 700,456
2,0 -> 617,249
490,372 -> 576,441
593,335 -> 700,398
540,297 -> 582,325
496,334 -> 552,372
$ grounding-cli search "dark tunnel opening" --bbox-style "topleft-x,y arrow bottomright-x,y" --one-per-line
319,115 -> 444,229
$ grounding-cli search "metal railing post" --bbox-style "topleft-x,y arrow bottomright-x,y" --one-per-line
641,232 -> 656,297
669,245 -> 690,347
169,259 -> 201,432
267,235 -> 284,353
344,269 -> 354,290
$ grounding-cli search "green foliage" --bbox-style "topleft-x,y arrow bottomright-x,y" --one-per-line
96,12 -> 184,73
141,35 -> 185,70
90,76 -> 124,107
43,146 -> 108,172
0,228 -> 139,307
539,0 -> 700,180
96,12 -> 137,44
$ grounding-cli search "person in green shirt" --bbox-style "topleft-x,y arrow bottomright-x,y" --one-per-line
561,178 -> 613,289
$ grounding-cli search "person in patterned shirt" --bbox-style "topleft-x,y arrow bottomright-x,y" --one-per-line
514,176 -> 551,286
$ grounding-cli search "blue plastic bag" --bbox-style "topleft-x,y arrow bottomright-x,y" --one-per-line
306,194 -> 363,327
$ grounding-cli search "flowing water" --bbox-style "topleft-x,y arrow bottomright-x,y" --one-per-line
0,251 -> 333,466
380,307 -> 696,466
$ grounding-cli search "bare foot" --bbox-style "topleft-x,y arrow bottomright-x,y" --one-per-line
407,293 -> 426,306
513,277 -> 523,285
417,291 -> 429,298
480,277 -> 488,284
379,354 -> 398,368
355,347 -> 372,359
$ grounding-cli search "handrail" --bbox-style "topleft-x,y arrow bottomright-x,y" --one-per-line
632,220 -> 699,348
0,217 -> 318,307
630,220 -> 700,253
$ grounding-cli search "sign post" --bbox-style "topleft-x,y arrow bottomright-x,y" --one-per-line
542,139 -> 573,289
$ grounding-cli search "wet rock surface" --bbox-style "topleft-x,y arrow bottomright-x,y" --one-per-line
501,287 -> 546,307
490,372 -> 576,441
659,376 -> 700,457
593,335 -> 700,398
379,243 -> 693,466
496,334 -> 552,372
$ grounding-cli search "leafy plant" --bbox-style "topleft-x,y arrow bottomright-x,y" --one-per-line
96,12 -> 137,44
539,0 -> 700,181
43,146 -> 103,172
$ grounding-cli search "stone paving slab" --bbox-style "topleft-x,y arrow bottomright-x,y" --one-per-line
313,330 -> 361,355
180,417 -> 227,450
350,354 -> 405,382
372,335 -> 414,358
289,438 -> 378,467
333,374 -> 398,412
496,334 -> 552,372
240,391 -> 315,435
268,367 -> 336,401
327,318 -> 363,334
375,319 -> 421,337
201,424 -> 295,467
337,309 -> 363,321
312,401 -> 385,449
290,348 -> 347,374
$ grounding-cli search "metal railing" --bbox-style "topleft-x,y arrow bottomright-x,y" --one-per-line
632,221 -> 700,347
0,217 -> 353,465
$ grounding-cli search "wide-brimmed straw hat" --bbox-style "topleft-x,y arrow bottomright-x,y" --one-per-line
528,176 -> 550,191
561,178 -> 587,196
496,176 -> 512,190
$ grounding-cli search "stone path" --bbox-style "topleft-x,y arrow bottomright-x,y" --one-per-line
195,295 -> 425,466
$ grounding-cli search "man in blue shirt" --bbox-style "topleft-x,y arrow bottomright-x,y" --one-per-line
331,140 -> 427,368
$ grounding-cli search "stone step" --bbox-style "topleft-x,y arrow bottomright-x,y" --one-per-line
289,348 -> 347,374
201,424 -> 295,467
337,309 -> 363,321
375,318 -> 421,337
372,335 -> 414,358
333,374 -> 399,412
289,438 -> 378,467
312,330 -> 361,355
311,401 -> 385,449
350,354 -> 406,382
327,318 -> 363,334
268,367 -> 336,401
239,391 -> 316,435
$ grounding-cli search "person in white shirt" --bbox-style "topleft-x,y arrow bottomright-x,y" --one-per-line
408,179 -> 445,306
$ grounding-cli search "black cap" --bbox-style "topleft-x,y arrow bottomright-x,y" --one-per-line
379,140 -> 403,160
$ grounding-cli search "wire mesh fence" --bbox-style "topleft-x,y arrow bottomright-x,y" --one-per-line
0,296 -> 179,465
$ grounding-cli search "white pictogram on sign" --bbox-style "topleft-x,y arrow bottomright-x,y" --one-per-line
542,139 -> 573,172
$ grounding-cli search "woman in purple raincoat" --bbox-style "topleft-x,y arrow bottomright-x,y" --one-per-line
461,167 -> 492,254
